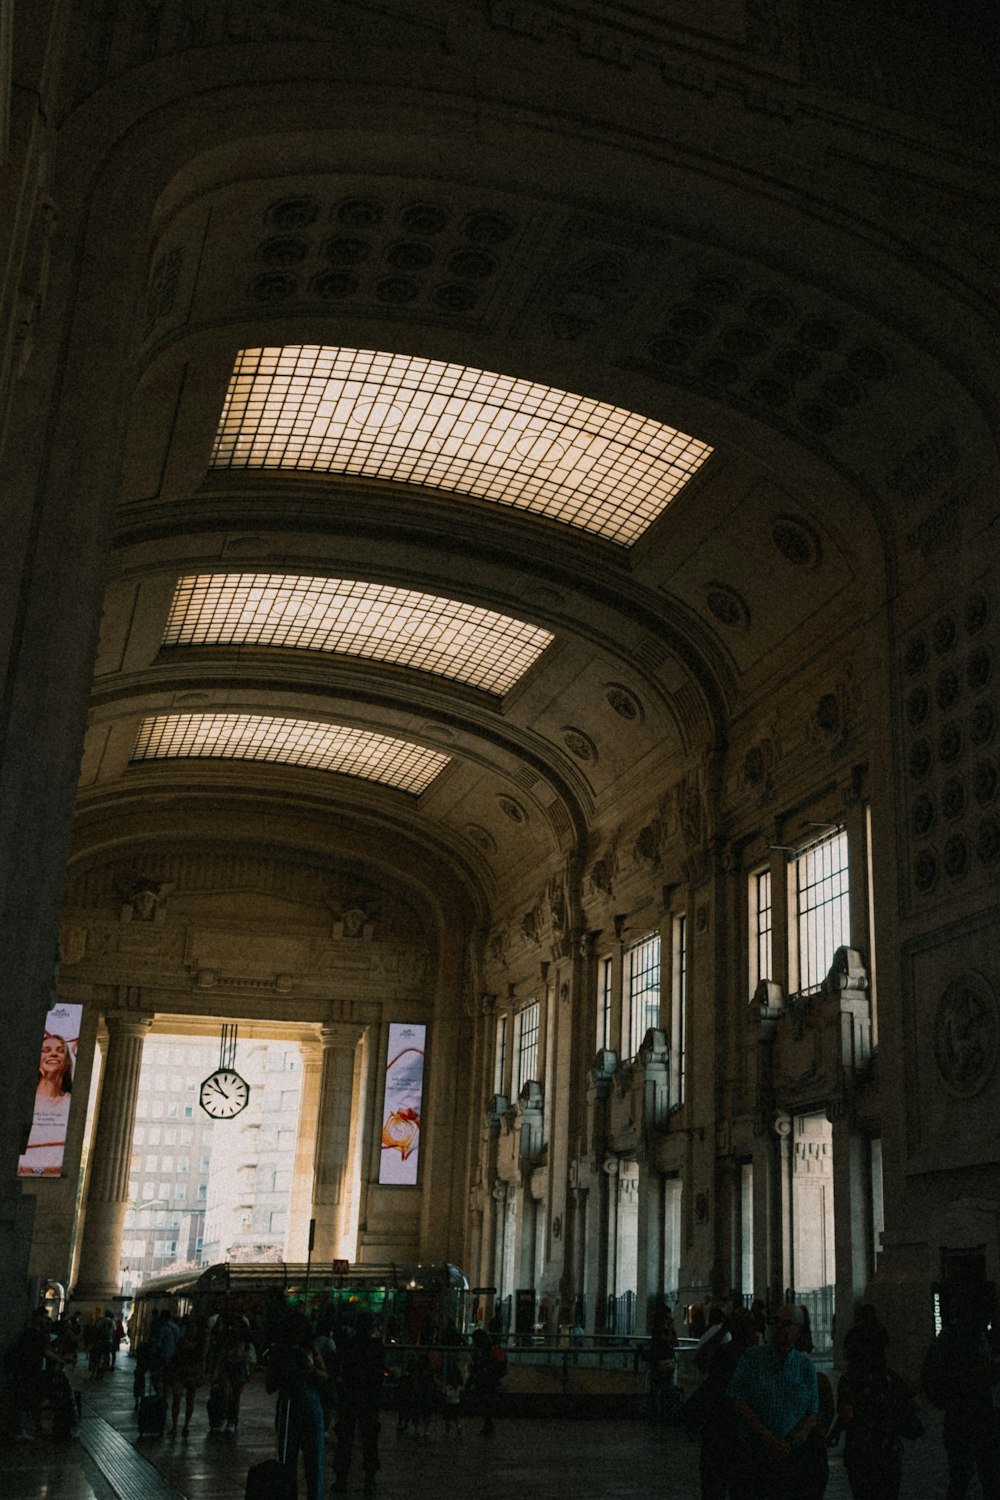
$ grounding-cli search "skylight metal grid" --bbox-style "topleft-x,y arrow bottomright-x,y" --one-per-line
164,573 -> 553,695
211,346 -> 713,546
133,713 -> 449,794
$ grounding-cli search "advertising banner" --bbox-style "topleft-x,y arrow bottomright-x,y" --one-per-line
17,1002 -> 82,1178
379,1022 -> 425,1185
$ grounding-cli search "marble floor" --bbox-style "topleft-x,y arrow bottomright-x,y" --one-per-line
0,1356 -> 961,1498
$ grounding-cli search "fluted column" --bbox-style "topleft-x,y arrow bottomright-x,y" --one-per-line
75,1012 -> 151,1302
310,1023 -> 363,1261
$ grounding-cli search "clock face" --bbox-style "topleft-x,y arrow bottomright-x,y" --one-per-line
199,1068 -> 250,1119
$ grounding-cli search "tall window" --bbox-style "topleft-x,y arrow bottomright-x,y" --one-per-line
597,955 -> 613,1052
625,933 -> 661,1058
514,1002 -> 540,1094
749,866 -> 772,991
494,1013 -> 509,1097
671,915 -> 686,1105
793,828 -> 849,992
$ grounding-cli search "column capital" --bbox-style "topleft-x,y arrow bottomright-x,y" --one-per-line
103,1012 -> 153,1041
318,1022 -> 364,1050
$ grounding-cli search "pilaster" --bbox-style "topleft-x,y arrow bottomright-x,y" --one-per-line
310,1023 -> 364,1261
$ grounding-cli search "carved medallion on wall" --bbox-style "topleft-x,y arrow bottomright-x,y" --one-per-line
771,513 -> 823,569
562,727 -> 597,762
466,824 -> 497,855
933,974 -> 999,1099
605,684 -> 643,722
497,796 -> 527,824
706,582 -> 751,631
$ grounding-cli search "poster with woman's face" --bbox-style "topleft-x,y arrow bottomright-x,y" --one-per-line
17,1002 -> 82,1178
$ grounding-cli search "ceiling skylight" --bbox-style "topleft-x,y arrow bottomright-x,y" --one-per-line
133,713 -> 449,794
211,347 -> 712,546
164,573 -> 554,695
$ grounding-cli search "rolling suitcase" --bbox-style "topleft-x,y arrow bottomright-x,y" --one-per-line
245,1395 -> 292,1498
207,1384 -> 226,1431
245,1457 -> 290,1499
137,1373 -> 167,1437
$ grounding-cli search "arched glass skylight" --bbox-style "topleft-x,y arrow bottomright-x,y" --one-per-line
211,347 -> 712,546
133,713 -> 449,794
163,573 -> 553,695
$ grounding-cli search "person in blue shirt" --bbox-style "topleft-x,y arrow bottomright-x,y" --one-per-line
725,1303 -> 820,1499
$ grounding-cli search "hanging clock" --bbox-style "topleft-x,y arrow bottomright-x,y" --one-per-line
199,1024 -> 249,1119
199,1067 -> 249,1119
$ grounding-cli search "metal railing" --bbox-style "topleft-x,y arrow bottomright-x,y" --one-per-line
785,1285 -> 835,1350
605,1290 -> 637,1336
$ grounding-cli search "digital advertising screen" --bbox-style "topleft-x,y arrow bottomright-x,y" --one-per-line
17,1001 -> 82,1178
379,1022 -> 425,1185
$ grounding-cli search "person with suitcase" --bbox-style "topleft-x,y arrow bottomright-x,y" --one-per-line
251,1311 -> 327,1500
137,1372 -> 168,1438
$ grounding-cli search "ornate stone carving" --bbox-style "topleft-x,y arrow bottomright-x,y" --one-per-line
741,735 -> 777,796
676,775 -> 705,852
563,726 -> 597,762
520,905 -> 542,946
771,513 -> 822,569
59,926 -> 88,967
121,879 -> 172,923
885,426 -> 960,507
498,795 -> 527,824
144,247 -> 183,336
631,814 -> 663,870
589,838 -> 619,898
706,582 -> 751,630
605,683 -> 643,722
488,927 -> 510,967
333,906 -> 373,940
933,974 -> 999,1099
752,980 -> 785,1039
823,947 -> 868,997
466,823 -> 497,855
546,878 -> 567,938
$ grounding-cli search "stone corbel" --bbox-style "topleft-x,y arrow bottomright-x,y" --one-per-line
751,979 -> 785,1039
516,1080 -> 545,1162
823,947 -> 868,998
638,1027 -> 671,1129
485,1093 -> 509,1135
825,946 -> 872,1076
588,1048 -> 617,1094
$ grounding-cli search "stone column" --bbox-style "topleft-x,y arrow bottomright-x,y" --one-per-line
75,1013 -> 151,1302
286,1038 -> 323,1261
310,1023 -> 363,1261
831,1111 -> 872,1357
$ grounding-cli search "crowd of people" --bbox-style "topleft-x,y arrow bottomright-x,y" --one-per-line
0,1304 -> 130,1440
644,1290 -> 999,1500
4,1286 -> 998,1499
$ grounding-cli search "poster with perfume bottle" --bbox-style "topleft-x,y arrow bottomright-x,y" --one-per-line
379,1023 -> 425,1185
17,1002 -> 82,1178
